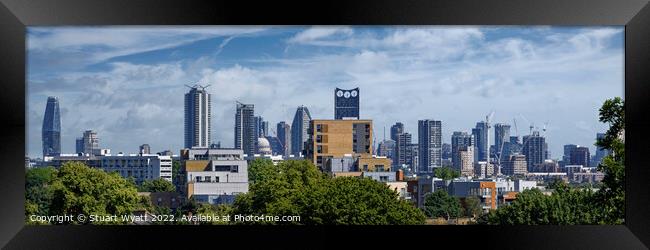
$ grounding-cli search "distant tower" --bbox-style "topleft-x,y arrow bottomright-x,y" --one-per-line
82,130 -> 99,155
42,96 -> 61,157
418,119 -> 442,173
184,85 -> 211,148
390,122 -> 404,142
277,121 -> 291,157
334,87 -> 360,120
139,144 -> 151,155
235,102 -> 256,155
494,123 -> 511,161
522,131 -> 547,171
451,131 -> 474,171
472,121 -> 488,162
291,106 -> 312,156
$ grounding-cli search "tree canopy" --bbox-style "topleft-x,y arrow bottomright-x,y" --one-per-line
434,167 -> 460,180
423,189 -> 462,220
139,178 -> 176,192
233,159 -> 425,225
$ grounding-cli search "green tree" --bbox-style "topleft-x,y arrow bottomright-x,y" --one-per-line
434,167 -> 460,180
247,158 -> 278,184
462,196 -> 482,219
139,178 -> 176,192
25,167 -> 57,221
423,189 -> 462,220
49,162 -> 141,224
593,97 -> 625,224
233,159 -> 425,225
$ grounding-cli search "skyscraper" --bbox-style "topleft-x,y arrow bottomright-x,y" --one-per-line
276,121 -> 291,157
42,96 -> 61,157
451,131 -> 474,171
418,119 -> 442,173
235,102 -> 255,155
570,146 -> 590,167
563,144 -> 578,163
522,131 -> 547,171
291,105 -> 312,156
184,85 -> 211,149
594,133 -> 609,164
472,121 -> 488,162
390,122 -> 404,142
139,144 -> 151,154
494,123 -> 510,161
334,87 -> 359,120
396,132 -> 412,167
82,130 -> 98,155
75,137 -> 84,154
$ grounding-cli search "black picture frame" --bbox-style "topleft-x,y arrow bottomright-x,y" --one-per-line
1,0 -> 649,248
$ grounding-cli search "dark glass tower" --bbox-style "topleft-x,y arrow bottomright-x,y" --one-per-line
334,87 -> 359,120
235,102 -> 255,155
291,105 -> 311,156
418,119 -> 442,173
42,96 -> 61,157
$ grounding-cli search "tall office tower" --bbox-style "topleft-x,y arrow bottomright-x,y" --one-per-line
42,96 -> 61,157
82,130 -> 99,155
570,146 -> 590,167
451,131 -> 474,172
502,154 -> 527,176
291,105 -> 312,156
458,146 -> 475,177
563,144 -> 578,163
390,122 -> 404,142
334,87 -> 360,120
594,133 -> 610,164
418,120 -> 442,173
184,85 -> 211,149
396,132 -> 413,167
276,121 -> 291,157
235,102 -> 256,155
139,144 -> 151,154
522,131 -> 547,171
253,116 -> 268,139
494,123 -> 510,160
75,138 -> 84,154
409,143 -> 419,171
441,143 -> 452,160
472,121 -> 488,162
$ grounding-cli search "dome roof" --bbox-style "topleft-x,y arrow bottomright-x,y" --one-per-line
257,137 -> 272,154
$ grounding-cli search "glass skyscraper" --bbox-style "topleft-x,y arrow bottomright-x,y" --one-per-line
472,121 -> 488,162
42,96 -> 61,157
334,87 -> 359,120
418,119 -> 442,173
235,102 -> 255,155
291,105 -> 311,156
184,85 -> 211,149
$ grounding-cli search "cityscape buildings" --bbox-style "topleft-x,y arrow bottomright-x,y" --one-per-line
522,131 -> 548,171
184,85 -> 211,149
42,96 -> 61,157
390,122 -> 404,142
472,121 -> 488,162
494,123 -> 511,161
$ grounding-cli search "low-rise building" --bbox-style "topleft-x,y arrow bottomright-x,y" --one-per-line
181,148 -> 249,204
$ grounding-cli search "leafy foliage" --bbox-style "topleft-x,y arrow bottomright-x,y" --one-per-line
434,167 -> 460,180
25,167 -> 57,221
462,196 -> 482,218
48,162 -> 141,224
423,189 -> 462,220
233,159 -> 425,225
139,178 -> 176,192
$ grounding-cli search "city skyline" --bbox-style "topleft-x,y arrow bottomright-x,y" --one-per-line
27,26 -> 623,157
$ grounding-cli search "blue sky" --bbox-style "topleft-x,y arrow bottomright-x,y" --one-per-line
26,26 -> 624,158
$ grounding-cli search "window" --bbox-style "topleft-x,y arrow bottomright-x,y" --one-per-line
231,166 -> 239,173
317,145 -> 323,153
196,176 -> 202,182
205,176 -> 212,182
376,165 -> 385,172
363,165 -> 368,171
316,124 -> 322,132
215,176 -> 220,183
380,176 -> 388,182
316,135 -> 322,143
